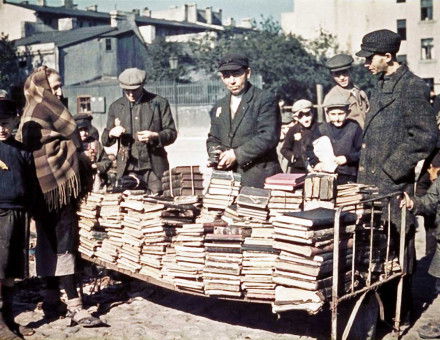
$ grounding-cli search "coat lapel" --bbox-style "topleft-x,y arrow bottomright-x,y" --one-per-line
229,85 -> 254,140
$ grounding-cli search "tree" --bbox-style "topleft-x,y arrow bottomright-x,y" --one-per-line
0,34 -> 19,91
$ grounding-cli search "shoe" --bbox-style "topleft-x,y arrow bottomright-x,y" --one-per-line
41,300 -> 67,320
68,308 -> 105,328
418,322 -> 440,339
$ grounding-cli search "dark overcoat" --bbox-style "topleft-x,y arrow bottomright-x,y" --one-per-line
101,89 -> 177,180
357,65 -> 438,273
413,176 -> 440,277
207,84 -> 281,188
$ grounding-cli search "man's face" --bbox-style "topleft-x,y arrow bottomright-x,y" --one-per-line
327,108 -> 348,127
0,117 -> 15,141
79,127 -> 89,141
124,86 -> 143,103
47,73 -> 63,99
220,68 -> 250,96
332,70 -> 351,88
297,110 -> 313,128
364,54 -> 389,75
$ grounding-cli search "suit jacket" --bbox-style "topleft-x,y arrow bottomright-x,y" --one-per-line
101,90 -> 177,179
207,83 -> 281,188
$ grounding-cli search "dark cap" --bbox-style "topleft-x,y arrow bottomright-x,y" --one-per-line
76,119 -> 90,130
73,113 -> 93,122
0,100 -> 17,119
356,29 -> 401,58
325,54 -> 354,72
218,53 -> 249,72
118,67 -> 146,90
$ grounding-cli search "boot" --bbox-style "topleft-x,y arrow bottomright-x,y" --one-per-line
1,286 -> 34,337
66,297 -> 105,328
0,287 -> 22,340
42,289 -> 67,320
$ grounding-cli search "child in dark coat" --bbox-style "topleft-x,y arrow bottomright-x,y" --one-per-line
307,93 -> 363,185
0,100 -> 36,338
281,99 -> 317,173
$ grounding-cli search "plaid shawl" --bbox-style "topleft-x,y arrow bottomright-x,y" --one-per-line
16,69 -> 82,211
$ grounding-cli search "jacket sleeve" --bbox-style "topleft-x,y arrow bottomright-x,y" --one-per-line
413,177 -> 440,217
345,123 -> 363,165
280,126 -> 296,162
234,93 -> 281,166
155,99 -> 177,148
101,102 -> 118,147
382,80 -> 438,182
306,125 -> 322,167
95,142 -> 112,174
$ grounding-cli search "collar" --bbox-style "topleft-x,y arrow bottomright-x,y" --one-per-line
378,64 -> 406,94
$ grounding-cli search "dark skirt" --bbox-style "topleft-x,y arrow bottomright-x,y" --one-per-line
0,208 -> 28,279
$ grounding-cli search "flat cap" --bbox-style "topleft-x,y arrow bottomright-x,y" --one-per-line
323,92 -> 350,109
325,54 -> 354,72
73,113 -> 93,122
292,99 -> 313,114
118,68 -> 146,90
356,29 -> 401,58
218,53 -> 249,72
0,100 -> 16,119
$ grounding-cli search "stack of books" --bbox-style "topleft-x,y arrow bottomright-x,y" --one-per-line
336,183 -> 379,213
203,225 -> 244,297
271,207 -> 356,314
172,223 -> 206,293
160,245 -> 177,284
162,166 -> 204,197
97,193 -> 124,256
267,190 -> 303,218
77,193 -> 104,257
303,173 -> 337,210
236,187 -> 271,221
264,173 -> 306,192
203,170 -> 241,211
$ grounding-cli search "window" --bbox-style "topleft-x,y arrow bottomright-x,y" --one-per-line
397,54 -> 407,65
421,38 -> 434,60
77,96 -> 91,114
397,19 -> 406,40
105,38 -> 112,51
421,0 -> 433,21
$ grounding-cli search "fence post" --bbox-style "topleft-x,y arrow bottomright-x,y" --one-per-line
316,84 -> 324,123
173,80 -> 179,129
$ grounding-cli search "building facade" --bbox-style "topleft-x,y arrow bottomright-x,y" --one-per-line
281,0 -> 440,92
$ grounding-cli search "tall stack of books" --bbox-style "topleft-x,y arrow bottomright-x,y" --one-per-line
203,170 -> 241,211
271,208 -> 356,314
162,166 -> 204,197
303,173 -> 337,210
336,183 -> 379,214
77,193 -> 104,257
203,225 -> 244,297
264,173 -> 305,217
172,223 -> 206,293
236,187 -> 271,221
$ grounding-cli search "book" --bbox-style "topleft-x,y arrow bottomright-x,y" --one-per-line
280,208 -> 357,227
265,173 -> 306,186
273,238 -> 353,257
236,186 -> 271,208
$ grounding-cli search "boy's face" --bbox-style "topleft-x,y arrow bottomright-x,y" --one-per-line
79,127 -> 89,141
0,117 -> 16,141
296,110 -> 313,128
332,70 -> 351,88
327,108 -> 348,127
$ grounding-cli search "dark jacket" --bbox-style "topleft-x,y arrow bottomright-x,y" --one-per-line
413,177 -> 440,277
0,137 -> 37,209
358,64 -> 438,197
101,89 -> 177,180
308,119 -> 363,178
207,84 -> 281,188
281,122 -> 317,173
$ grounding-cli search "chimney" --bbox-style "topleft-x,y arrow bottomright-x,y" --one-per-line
63,0 -> 74,9
218,9 -> 222,24
110,10 -> 123,28
58,17 -> 78,30
205,6 -> 212,24
132,9 -> 140,16
240,18 -> 253,29
142,7 -> 151,17
225,17 -> 235,27
187,3 -> 197,23
86,4 -> 97,12
37,0 -> 46,6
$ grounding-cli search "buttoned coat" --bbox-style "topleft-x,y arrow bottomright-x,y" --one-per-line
207,84 -> 281,188
413,176 -> 440,277
101,89 -> 177,180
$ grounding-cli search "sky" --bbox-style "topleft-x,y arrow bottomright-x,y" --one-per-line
22,0 -> 293,23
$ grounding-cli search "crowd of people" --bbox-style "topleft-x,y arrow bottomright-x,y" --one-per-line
0,27 -> 439,339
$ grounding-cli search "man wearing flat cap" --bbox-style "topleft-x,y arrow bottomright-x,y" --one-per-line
207,53 -> 281,187
324,53 -> 369,128
355,29 -> 438,326
102,67 -> 177,194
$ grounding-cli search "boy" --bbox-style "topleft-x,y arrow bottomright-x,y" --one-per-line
307,93 -> 363,185
0,100 -> 35,338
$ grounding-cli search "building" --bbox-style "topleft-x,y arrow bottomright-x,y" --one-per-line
281,0 -> 440,92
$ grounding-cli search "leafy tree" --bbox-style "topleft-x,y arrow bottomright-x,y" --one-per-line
0,34 -> 20,91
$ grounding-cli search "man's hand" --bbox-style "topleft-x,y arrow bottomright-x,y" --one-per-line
335,156 -> 347,166
217,149 -> 237,169
137,130 -> 159,143
400,192 -> 414,210
109,118 -> 125,138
